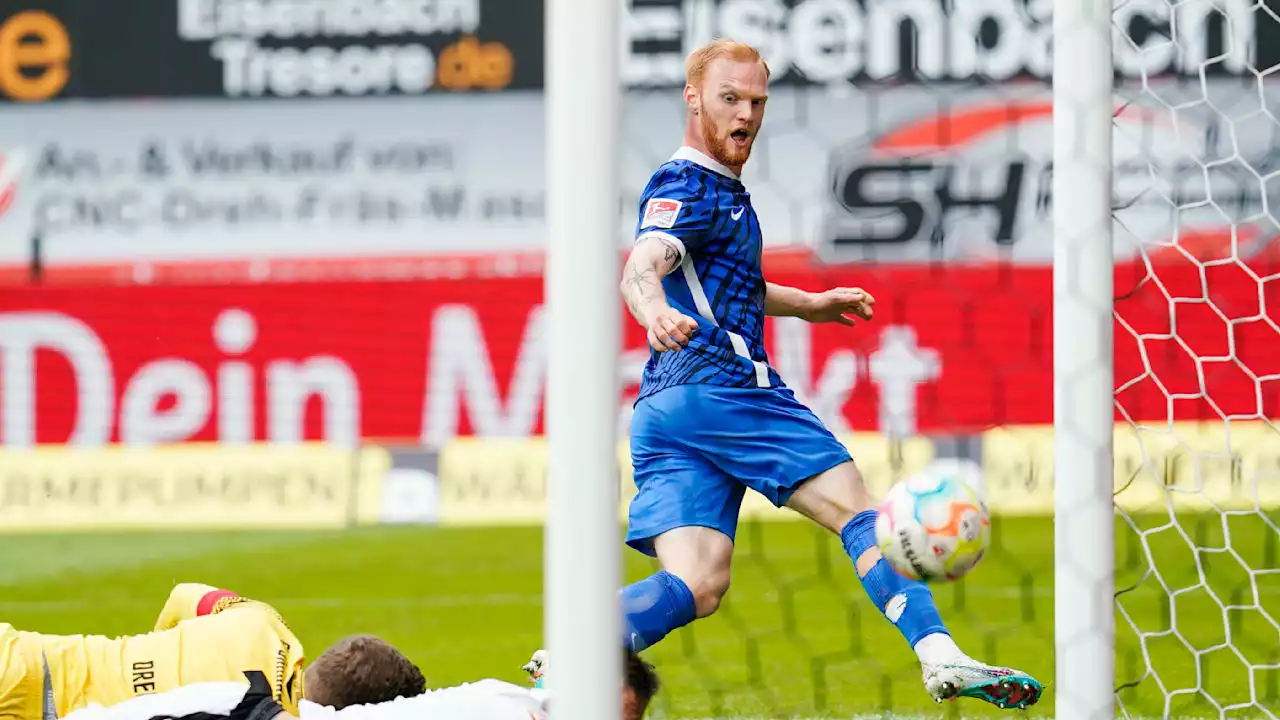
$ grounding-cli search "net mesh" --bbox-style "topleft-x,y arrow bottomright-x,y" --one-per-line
1107,2 -> 1280,716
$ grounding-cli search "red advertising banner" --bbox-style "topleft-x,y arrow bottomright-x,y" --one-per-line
1,259 -> 1275,448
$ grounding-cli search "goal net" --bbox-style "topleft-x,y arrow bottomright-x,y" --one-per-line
1054,0 -> 1280,716
1100,5 -> 1280,714
619,0 -> 1280,718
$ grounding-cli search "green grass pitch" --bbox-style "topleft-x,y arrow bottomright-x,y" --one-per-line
2,514 -> 1277,719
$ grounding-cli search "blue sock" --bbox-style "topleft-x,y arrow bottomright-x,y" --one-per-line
621,570 -> 697,652
841,509 -> 949,649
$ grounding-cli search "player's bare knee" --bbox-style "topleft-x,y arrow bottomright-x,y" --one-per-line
693,588 -> 724,618
689,571 -> 730,618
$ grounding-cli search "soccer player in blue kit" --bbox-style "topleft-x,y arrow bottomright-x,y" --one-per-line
611,39 -> 1043,709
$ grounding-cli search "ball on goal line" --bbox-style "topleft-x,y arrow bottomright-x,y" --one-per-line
874,465 -> 991,583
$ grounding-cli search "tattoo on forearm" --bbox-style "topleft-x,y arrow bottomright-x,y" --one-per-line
621,238 -> 679,325
622,260 -> 665,324
624,263 -> 658,304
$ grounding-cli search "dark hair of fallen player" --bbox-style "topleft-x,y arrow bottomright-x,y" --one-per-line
626,647 -> 660,704
304,634 -> 427,709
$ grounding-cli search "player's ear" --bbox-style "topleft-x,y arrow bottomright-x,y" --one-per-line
683,84 -> 699,115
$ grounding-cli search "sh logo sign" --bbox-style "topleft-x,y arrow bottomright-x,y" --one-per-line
818,97 -> 1271,264
819,102 -> 1048,264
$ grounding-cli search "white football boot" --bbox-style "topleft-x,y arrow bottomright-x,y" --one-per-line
923,656 -> 1043,709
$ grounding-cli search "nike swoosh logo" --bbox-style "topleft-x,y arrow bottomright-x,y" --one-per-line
731,207 -> 745,221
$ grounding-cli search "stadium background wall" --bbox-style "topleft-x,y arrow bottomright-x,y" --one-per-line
2,0 -> 1280,102
1,264 -> 1276,530
2,0 -> 1277,270
3,81 -> 1278,269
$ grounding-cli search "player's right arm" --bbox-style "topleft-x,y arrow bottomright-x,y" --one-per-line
621,236 -> 699,352
622,181 -> 710,352
153,584 -> 243,631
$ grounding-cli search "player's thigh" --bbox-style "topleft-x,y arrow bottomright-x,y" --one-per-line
626,394 -> 747,560
783,459 -> 878,535
692,387 -> 861,511
624,454 -> 745,570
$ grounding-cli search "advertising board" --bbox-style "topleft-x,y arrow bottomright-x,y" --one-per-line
2,420 -> 1272,532
0,442 -> 392,531
432,421 -> 1280,524
3,261 -> 1274,449
619,0 -> 1275,86
2,0 -> 1273,102
434,432 -> 938,524
982,422 -> 1280,515
0,0 -> 540,102
1,81 -> 1275,267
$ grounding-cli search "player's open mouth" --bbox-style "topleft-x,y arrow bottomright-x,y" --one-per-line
730,130 -> 750,146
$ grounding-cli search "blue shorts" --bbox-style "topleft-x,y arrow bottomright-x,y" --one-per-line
625,384 -> 853,557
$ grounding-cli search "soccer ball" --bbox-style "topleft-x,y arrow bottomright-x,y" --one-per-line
874,467 -> 991,583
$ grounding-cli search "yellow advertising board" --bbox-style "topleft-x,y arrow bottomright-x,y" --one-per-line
434,433 -> 938,525
0,443 -> 390,532
4,419 -> 1270,533
982,420 -> 1280,514
437,420 -> 1277,523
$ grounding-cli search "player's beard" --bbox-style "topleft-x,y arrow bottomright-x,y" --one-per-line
700,107 -> 753,170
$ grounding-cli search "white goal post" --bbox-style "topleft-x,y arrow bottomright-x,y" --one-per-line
1052,0 -> 1116,715
544,1 -> 622,720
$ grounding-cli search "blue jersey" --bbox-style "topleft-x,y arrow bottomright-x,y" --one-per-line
633,147 -> 784,401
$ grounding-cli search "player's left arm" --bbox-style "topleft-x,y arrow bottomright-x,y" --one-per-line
764,282 -> 876,326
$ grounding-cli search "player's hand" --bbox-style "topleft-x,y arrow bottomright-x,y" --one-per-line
804,287 -> 875,327
645,307 -> 699,352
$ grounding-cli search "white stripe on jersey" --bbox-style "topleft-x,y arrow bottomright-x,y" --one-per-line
679,256 -> 770,388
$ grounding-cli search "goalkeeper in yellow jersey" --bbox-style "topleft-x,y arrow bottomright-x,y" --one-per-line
0,583 -> 425,719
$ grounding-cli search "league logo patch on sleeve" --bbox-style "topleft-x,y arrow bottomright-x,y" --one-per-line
642,198 -> 682,229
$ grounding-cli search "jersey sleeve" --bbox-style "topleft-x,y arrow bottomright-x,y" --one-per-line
635,175 -> 716,264
153,584 -> 242,631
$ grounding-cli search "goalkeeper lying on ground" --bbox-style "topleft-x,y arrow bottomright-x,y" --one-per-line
0,583 -> 425,719
59,647 -> 660,720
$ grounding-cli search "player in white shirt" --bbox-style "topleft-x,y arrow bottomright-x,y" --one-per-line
61,648 -> 658,720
